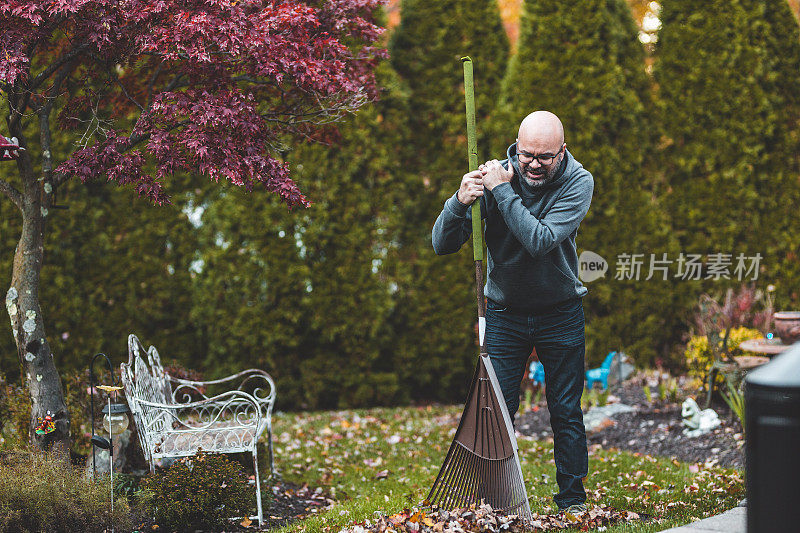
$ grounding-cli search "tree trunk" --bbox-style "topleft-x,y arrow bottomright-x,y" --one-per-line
4,185 -> 71,455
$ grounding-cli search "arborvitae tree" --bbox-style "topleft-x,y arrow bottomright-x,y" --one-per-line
387,0 -> 510,402
191,61 -> 410,410
758,1 -> 800,304
390,0 -> 509,168
495,0 -> 684,365
654,0 -> 800,310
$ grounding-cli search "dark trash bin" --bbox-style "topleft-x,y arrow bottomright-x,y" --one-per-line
745,342 -> 800,532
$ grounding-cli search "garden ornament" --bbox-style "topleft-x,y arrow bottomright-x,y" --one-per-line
681,397 -> 721,436
586,351 -> 634,389
529,360 -> 545,385
34,411 -> 56,435
426,57 -> 532,524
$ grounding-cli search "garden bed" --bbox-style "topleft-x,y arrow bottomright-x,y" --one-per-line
261,480 -> 337,529
516,374 -> 745,469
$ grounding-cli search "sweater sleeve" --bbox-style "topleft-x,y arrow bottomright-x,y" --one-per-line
431,192 -> 479,255
490,173 -> 594,259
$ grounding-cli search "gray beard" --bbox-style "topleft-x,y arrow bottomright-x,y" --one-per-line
521,164 -> 559,189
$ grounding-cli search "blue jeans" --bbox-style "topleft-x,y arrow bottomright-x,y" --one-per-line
485,297 -> 588,509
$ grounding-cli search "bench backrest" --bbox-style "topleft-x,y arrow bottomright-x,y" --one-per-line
120,334 -> 173,457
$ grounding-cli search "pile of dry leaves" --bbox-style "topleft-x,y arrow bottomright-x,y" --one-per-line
338,503 -> 643,532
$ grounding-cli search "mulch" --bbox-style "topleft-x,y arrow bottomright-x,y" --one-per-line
152,480 -> 336,531
515,376 -> 745,469
260,481 -> 337,529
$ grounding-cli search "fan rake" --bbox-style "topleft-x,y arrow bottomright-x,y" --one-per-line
427,355 -> 533,521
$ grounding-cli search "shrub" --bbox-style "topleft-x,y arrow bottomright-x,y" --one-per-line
657,376 -> 679,403
139,452 -> 252,530
0,451 -> 136,533
721,373 -> 745,430
0,377 -> 31,450
642,385 -> 652,404
581,387 -> 610,411
114,472 -> 143,499
685,326 -> 762,379
62,369 -> 100,457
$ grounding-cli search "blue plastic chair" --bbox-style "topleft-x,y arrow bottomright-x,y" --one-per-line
585,351 -> 618,390
529,361 -> 545,385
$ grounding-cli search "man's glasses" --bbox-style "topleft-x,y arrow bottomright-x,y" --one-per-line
516,144 -> 563,165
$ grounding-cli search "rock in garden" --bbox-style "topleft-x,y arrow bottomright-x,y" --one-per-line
583,403 -> 636,434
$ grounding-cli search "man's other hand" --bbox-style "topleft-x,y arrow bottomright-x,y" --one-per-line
457,170 -> 485,205
479,159 -> 513,191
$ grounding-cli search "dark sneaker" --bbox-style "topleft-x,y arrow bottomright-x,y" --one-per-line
562,503 -> 587,515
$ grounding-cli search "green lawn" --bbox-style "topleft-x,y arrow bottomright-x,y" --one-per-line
271,405 -> 743,532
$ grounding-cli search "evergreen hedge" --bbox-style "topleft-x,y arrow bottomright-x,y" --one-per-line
654,0 -> 800,312
386,0 -> 511,402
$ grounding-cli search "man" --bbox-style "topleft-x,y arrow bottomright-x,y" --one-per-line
431,111 -> 594,513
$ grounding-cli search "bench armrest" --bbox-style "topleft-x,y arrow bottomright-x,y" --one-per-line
169,369 -> 275,407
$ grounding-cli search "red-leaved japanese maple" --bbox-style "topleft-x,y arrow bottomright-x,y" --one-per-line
0,0 -> 384,453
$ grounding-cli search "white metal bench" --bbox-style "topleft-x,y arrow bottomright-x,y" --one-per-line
120,334 -> 276,525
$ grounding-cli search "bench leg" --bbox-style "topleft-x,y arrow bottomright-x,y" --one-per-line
267,422 -> 275,478
253,448 -> 264,526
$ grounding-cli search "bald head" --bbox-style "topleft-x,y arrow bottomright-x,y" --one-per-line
515,111 -> 566,189
517,111 -> 564,152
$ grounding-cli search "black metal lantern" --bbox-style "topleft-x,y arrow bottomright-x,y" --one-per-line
745,341 -> 800,532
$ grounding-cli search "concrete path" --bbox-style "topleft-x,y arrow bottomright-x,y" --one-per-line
659,501 -> 746,532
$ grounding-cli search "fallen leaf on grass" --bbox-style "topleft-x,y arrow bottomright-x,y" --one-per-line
241,516 -> 253,528
339,502 -> 645,532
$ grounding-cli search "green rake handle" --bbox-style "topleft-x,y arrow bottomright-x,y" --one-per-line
462,57 -> 483,260
461,57 -> 487,354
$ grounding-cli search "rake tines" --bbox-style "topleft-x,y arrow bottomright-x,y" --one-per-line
427,354 -> 532,523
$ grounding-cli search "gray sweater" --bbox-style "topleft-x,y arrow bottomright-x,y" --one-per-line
432,143 -> 594,313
